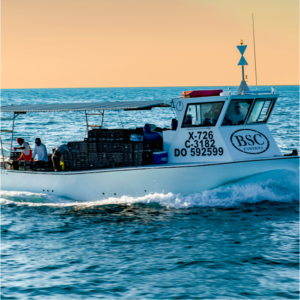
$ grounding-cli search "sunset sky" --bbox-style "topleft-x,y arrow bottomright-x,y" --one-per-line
1,0 -> 299,89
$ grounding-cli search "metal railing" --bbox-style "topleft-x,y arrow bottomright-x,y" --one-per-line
84,110 -> 105,138
0,134 -> 5,166
0,113 -> 21,165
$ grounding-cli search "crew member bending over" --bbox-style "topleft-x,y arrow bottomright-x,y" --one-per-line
52,144 -> 69,171
31,138 -> 48,162
13,138 -> 32,161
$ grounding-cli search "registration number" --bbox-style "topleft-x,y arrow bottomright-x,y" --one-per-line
175,131 -> 224,157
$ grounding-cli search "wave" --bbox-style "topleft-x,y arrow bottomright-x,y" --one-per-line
1,170 -> 298,209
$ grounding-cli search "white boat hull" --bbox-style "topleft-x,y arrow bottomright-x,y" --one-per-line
1,157 -> 298,201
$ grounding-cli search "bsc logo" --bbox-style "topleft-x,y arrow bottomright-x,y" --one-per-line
230,129 -> 269,154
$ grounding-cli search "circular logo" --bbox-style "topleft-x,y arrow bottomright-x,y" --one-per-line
176,101 -> 184,111
230,129 -> 269,154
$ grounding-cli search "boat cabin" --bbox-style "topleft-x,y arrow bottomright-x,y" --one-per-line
164,90 -> 281,164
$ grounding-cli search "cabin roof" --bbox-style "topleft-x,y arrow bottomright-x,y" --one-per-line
0,100 -> 169,113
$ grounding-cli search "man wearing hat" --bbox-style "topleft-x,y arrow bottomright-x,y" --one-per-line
31,138 -> 48,162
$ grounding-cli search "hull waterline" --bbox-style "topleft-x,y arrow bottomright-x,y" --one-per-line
1,157 -> 298,201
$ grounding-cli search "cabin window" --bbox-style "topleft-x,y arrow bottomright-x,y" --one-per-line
222,99 -> 254,126
246,98 -> 275,124
182,102 -> 224,128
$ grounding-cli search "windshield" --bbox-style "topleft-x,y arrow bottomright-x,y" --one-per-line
247,98 -> 275,124
222,99 -> 254,126
182,102 -> 224,128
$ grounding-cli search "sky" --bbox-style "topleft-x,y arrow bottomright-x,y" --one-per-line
1,0 -> 299,89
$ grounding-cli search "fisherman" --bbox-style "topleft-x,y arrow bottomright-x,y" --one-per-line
31,138 -> 48,162
13,138 -> 32,161
229,104 -> 245,125
52,144 -> 69,171
183,114 -> 192,126
203,103 -> 223,125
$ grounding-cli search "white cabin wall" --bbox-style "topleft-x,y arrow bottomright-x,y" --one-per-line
165,96 -> 233,164
163,130 -> 176,152
219,124 -> 282,160
163,94 -> 282,164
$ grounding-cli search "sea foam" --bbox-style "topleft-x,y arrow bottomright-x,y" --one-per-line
1,169 -> 298,209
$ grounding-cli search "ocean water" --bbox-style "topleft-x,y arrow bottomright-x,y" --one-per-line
1,86 -> 299,299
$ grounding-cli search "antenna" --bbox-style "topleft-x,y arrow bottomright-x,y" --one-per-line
252,13 -> 258,90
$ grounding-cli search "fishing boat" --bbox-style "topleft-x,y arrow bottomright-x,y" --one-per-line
1,43 -> 298,201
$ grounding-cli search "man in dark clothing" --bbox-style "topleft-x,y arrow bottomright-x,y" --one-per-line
52,144 -> 69,171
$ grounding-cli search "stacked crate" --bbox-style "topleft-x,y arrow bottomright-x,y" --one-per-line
142,140 -> 164,165
62,128 -> 163,171
132,142 -> 143,166
32,161 -> 53,172
87,128 -> 134,143
7,128 -> 165,172
65,142 -> 135,170
18,161 -> 53,171
10,152 -> 22,160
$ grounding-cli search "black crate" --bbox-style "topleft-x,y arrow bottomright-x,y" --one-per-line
142,152 -> 153,164
67,141 -> 81,148
112,152 -> 123,163
97,142 -> 103,152
122,130 -> 131,142
98,152 -> 107,160
71,153 -> 81,160
18,161 -> 26,167
70,148 -> 80,153
88,153 -> 97,160
64,161 -> 72,168
107,143 -> 114,152
133,152 -> 143,161
88,130 -> 98,138
87,137 -> 97,142
79,142 -> 88,151
143,140 -> 163,152
10,152 -> 22,160
80,163 -> 89,169
18,161 -> 33,171
132,142 -> 143,152
130,128 -> 143,136
87,142 -> 97,150
44,162 -> 52,169
61,152 -> 71,161
105,130 -> 114,142
94,162 -> 104,169
123,143 -> 133,152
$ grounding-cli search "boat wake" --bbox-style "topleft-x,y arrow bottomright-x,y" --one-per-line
1,170 -> 298,209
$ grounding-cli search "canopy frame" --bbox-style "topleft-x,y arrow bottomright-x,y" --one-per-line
84,110 -> 105,137
0,100 -> 170,160
0,112 -> 21,160
0,100 -> 168,113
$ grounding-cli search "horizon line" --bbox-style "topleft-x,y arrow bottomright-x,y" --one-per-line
1,84 -> 299,90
